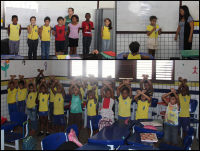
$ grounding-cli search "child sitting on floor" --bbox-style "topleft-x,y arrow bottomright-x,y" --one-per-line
134,89 -> 151,120
162,88 -> 180,146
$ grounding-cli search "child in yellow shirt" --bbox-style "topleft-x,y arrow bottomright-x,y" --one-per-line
27,78 -> 37,135
117,79 -> 132,120
37,79 -> 50,137
134,90 -> 151,120
7,75 -> 18,116
101,18 -> 112,51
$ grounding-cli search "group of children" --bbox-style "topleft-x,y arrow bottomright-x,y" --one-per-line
7,72 -> 191,145
8,13 -> 113,59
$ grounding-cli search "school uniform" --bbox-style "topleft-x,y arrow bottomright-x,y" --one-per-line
136,100 -> 150,120
7,88 -> 18,115
87,84 -> 98,102
8,23 -> 20,54
41,25 -> 51,59
17,87 -> 27,113
38,93 -> 49,116
28,25 -> 39,59
118,94 -> 132,120
86,99 -> 98,129
49,87 -> 57,122
102,26 -> 111,52
146,24 -> 159,50
127,53 -> 141,59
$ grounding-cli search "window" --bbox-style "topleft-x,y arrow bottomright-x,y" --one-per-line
86,61 -> 98,77
71,60 -> 83,76
136,61 -> 152,79
102,60 -> 115,78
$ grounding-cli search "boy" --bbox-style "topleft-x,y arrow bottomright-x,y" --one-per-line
162,88 -> 180,146
16,75 -> 27,113
178,77 -> 191,139
8,15 -> 21,55
7,75 -> 18,115
117,79 -> 132,120
140,74 -> 153,101
27,16 -> 39,60
134,90 -> 151,120
123,42 -> 150,59
53,16 -> 67,56
39,17 -> 51,60
82,13 -> 94,55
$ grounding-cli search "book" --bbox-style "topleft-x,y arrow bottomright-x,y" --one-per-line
140,121 -> 162,127
140,133 -> 158,142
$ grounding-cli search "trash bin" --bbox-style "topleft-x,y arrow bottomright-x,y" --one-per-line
1,38 -> 10,55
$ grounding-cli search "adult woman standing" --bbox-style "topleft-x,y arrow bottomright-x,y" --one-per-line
64,7 -> 74,54
175,5 -> 194,57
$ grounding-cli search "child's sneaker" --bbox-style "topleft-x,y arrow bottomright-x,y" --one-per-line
37,131 -> 44,137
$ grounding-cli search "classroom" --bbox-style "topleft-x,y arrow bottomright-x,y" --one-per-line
1,60 -> 199,150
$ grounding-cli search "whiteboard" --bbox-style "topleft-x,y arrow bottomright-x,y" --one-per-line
182,1 -> 199,21
4,1 -> 97,28
117,1 -> 180,32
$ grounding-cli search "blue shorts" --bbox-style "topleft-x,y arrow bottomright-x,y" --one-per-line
8,103 -> 18,115
178,117 -> 190,133
39,111 -> 48,116
87,116 -> 95,129
53,114 -> 66,126
17,100 -> 26,113
118,115 -> 131,120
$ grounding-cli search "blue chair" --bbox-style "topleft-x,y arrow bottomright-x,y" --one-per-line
90,115 -> 102,137
66,124 -> 79,141
41,132 -> 66,150
159,135 -> 193,150
187,127 -> 195,141
189,99 -> 198,139
4,112 -> 28,150
150,98 -> 158,119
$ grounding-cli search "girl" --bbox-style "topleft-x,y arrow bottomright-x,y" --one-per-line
68,15 -> 81,55
162,88 -> 180,146
117,79 -> 132,120
134,90 -> 151,120
175,5 -> 194,59
51,79 -> 66,133
27,78 -> 37,135
101,18 -> 112,52
98,81 -> 115,131
146,16 -> 162,58
69,83 -> 82,138
16,75 -> 27,113
86,87 -> 98,137
85,74 -> 98,102
37,79 -> 50,137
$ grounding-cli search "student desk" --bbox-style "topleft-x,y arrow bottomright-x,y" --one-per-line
117,145 -> 160,150
180,50 -> 199,59
116,52 -> 155,60
88,126 -> 131,149
100,52 -> 115,59
1,121 -> 18,150
76,143 -> 111,150
111,119 -> 136,131
134,119 -> 164,138
1,55 -> 25,60
126,132 -> 154,147
51,54 -> 82,59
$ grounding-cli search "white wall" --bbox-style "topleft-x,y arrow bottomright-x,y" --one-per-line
1,1 -> 3,18
99,1 -> 115,9
52,60 -> 68,76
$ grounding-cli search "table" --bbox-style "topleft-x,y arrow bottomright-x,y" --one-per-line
1,55 -> 25,60
88,126 -> 131,149
180,50 -> 199,59
116,52 -> 155,60
100,52 -> 115,59
76,143 -> 111,150
127,132 -> 154,147
51,54 -> 82,59
1,121 -> 18,150
117,145 -> 160,150
111,119 -> 136,131
134,119 -> 164,138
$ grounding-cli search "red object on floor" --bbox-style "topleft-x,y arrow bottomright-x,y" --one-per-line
102,51 -> 116,57
1,116 -> 7,124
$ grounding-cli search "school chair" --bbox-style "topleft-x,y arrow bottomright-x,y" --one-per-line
4,112 -> 28,150
187,127 -> 195,141
157,97 -> 169,119
66,124 -> 79,141
150,98 -> 158,119
90,115 -> 102,137
159,135 -> 193,150
64,94 -> 71,125
41,132 -> 66,150
131,95 -> 135,120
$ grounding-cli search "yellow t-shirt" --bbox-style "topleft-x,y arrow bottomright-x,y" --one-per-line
80,87 -> 85,103
136,100 -> 150,120
102,26 -> 111,40
41,25 -> 51,41
146,24 -> 159,38
118,94 -> 132,117
54,93 -> 64,115
18,88 -> 27,101
38,93 -> 49,112
50,87 -> 57,103
27,92 -> 37,109
28,25 -> 38,40
9,23 -> 20,41
127,53 -> 141,59
87,99 -> 97,116
178,94 -> 191,117
7,88 -> 18,104
87,84 -> 98,102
